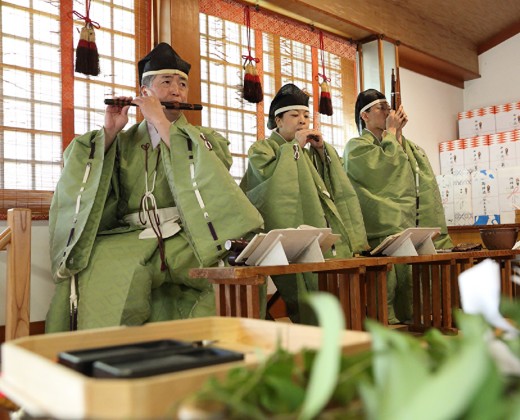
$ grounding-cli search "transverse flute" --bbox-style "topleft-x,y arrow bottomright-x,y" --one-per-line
104,98 -> 203,111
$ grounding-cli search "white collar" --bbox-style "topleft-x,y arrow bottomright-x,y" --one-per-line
146,122 -> 161,149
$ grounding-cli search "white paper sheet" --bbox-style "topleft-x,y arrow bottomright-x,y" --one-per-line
458,258 -> 518,334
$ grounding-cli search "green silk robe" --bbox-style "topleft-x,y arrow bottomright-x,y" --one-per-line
344,129 -> 453,322
46,115 -> 264,332
241,131 -> 369,323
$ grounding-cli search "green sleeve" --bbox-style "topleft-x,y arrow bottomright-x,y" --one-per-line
49,129 -> 117,280
343,131 -> 416,241
404,138 -> 453,249
161,123 -> 264,267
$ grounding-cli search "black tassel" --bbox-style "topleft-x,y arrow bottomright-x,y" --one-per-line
75,23 -> 100,76
318,81 -> 333,116
243,63 -> 263,103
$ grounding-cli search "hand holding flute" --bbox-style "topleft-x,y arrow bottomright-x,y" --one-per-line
104,96 -> 132,150
294,129 -> 324,149
103,95 -> 173,151
104,98 -> 203,111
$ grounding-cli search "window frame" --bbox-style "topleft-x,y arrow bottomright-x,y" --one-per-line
0,0 -> 150,220
199,5 -> 358,183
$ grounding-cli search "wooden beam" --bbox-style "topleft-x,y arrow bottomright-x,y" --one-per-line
478,19 -> 520,54
399,44 -> 480,88
246,0 -> 481,86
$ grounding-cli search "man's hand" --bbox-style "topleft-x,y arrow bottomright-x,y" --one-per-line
386,105 -> 408,144
132,96 -> 174,148
132,96 -> 170,128
104,96 -> 132,151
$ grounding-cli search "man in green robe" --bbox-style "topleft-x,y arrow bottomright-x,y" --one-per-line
240,84 -> 369,323
343,89 -> 452,324
46,43 -> 264,332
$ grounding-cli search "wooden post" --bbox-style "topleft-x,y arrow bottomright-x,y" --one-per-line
5,208 -> 31,341
168,0 -> 202,126
358,43 -> 364,91
377,36 -> 385,95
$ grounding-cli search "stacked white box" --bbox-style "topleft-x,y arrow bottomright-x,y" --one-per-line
471,169 -> 500,224
463,135 -> 489,172
439,139 -> 465,175
495,101 -> 520,133
516,130 -> 520,165
458,106 -> 496,139
489,130 -> 518,170
436,174 -> 455,226
452,169 -> 473,226
497,166 -> 520,224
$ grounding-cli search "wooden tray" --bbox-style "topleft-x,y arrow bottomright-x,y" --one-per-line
0,317 -> 371,419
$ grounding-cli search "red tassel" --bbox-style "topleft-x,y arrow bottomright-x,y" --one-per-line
319,81 -> 333,116
75,24 -> 100,76
243,63 -> 263,103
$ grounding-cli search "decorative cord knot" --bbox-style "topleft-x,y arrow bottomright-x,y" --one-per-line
200,133 -> 213,150
316,73 -> 331,83
242,54 -> 260,67
71,9 -> 100,29
293,143 -> 300,160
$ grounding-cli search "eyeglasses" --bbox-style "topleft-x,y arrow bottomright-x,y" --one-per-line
371,103 -> 391,112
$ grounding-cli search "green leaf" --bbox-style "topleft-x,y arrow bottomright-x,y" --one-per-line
390,318 -> 491,420
422,328 -> 459,370
503,391 -> 520,420
463,361 -> 504,420
332,350 -> 372,404
362,320 -> 430,417
260,375 -> 306,413
298,292 -> 345,420
367,320 -> 428,389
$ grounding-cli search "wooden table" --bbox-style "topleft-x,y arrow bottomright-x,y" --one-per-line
191,258 -> 393,331
191,250 -> 520,332
448,223 -> 520,246
385,249 -> 520,333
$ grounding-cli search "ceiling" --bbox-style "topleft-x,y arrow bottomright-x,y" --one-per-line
390,0 -> 520,50
245,0 -> 520,87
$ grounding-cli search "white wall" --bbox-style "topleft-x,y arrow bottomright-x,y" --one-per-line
398,32 -> 520,173
400,68 -> 464,173
0,221 -> 54,324
464,33 -> 520,110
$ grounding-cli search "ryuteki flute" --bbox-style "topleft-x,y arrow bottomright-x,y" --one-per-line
104,98 -> 203,111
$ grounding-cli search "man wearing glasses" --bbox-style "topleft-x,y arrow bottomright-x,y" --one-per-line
343,88 -> 452,325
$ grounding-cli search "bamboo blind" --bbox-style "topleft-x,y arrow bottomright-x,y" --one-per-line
0,190 -> 52,220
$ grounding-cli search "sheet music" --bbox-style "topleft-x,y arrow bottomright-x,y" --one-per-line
370,227 -> 441,256
233,226 -> 339,266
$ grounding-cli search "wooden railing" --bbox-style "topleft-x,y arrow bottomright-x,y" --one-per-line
191,250 -> 520,332
0,209 -> 31,341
